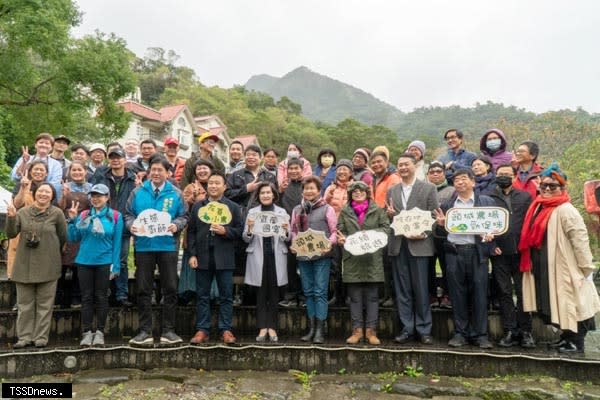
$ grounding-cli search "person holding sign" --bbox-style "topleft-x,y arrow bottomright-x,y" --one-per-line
244,182 -> 290,342
336,181 -> 389,345
125,157 -> 188,347
66,184 -> 123,346
188,171 -> 243,344
520,164 -> 600,353
387,153 -> 439,345
433,168 -> 498,349
291,176 -> 338,344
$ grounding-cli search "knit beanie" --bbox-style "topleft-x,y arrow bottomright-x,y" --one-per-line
407,140 -> 426,158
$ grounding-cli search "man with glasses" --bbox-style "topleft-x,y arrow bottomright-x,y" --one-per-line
437,129 -> 477,183
426,161 -> 455,309
182,133 -> 225,187
433,169 -> 498,349
489,163 -> 534,348
512,141 -> 542,199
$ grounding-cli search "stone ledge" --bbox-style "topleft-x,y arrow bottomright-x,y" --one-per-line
1,344 -> 599,382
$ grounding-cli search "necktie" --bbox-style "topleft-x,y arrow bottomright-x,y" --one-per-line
154,188 -> 160,197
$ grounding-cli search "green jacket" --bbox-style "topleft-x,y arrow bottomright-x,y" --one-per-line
337,201 -> 390,283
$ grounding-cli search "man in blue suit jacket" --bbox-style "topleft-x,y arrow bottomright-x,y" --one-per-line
125,157 -> 188,347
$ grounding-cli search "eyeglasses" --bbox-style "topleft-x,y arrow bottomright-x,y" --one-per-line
428,169 -> 444,174
539,183 -> 562,191
445,136 -> 459,141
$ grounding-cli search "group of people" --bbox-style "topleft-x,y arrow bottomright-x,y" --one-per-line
4,127 -> 599,354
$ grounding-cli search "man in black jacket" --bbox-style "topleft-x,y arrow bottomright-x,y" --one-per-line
433,169 -> 498,349
489,163 -> 534,348
90,148 -> 139,307
188,171 -> 243,344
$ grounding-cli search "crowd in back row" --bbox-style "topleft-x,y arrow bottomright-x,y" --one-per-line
4,128 -> 600,353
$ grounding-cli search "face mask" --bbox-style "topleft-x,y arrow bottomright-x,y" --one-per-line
287,150 -> 299,159
486,138 -> 502,152
320,156 -> 334,168
495,175 -> 513,189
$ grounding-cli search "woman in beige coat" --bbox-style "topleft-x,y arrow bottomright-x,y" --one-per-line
520,163 -> 600,353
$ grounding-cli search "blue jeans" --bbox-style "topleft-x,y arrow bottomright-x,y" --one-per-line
115,235 -> 131,301
298,258 -> 331,321
195,250 -> 233,334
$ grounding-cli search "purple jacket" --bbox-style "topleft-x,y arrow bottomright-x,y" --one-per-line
480,129 -> 513,172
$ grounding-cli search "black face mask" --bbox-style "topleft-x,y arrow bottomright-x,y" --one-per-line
495,176 -> 513,189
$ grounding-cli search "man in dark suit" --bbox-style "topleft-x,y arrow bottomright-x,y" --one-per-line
386,153 -> 439,345
433,169 -> 499,349
187,171 -> 243,344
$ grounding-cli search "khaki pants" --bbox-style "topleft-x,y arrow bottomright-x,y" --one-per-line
15,280 -> 58,344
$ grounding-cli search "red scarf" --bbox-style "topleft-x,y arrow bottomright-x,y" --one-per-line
518,191 -> 570,272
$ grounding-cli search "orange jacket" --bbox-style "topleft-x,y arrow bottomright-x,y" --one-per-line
372,172 -> 401,208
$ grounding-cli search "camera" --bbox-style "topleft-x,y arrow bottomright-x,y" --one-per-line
25,232 -> 40,248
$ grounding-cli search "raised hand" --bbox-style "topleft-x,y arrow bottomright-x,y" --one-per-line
336,229 -> 346,245
246,217 -> 255,233
21,146 -> 30,163
433,208 -> 446,227
67,200 -> 80,220
5,200 -> 16,217
385,197 -> 395,216
20,176 -> 31,190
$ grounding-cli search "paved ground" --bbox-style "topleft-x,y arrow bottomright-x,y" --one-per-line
7,367 -> 600,400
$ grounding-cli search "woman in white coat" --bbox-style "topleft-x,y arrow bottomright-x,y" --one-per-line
244,182 -> 290,342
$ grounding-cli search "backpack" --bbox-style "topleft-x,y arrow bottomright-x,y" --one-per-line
80,208 -> 119,223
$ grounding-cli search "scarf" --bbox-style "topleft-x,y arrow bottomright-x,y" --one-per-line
77,206 -> 109,237
518,191 -> 570,272
297,197 -> 326,232
351,200 -> 369,226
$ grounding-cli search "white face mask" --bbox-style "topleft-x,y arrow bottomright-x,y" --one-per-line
287,150 -> 300,159
486,138 -> 502,151
320,155 -> 334,168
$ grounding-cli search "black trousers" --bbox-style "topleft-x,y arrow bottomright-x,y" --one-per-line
491,253 -> 532,333
135,251 -> 178,334
256,252 -> 280,329
446,244 -> 488,340
77,264 -> 110,332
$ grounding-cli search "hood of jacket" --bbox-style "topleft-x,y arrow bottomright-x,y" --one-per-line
480,128 -> 508,155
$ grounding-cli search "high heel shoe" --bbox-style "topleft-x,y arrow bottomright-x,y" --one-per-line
268,329 -> 278,342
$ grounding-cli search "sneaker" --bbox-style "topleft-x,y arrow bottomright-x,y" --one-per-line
278,299 -> 297,308
381,298 -> 394,307
222,330 -> 236,344
34,339 -> 48,348
520,332 -> 536,348
160,331 -> 183,345
498,331 -> 519,348
439,295 -> 452,309
476,337 -> 493,349
13,340 -> 32,349
233,295 -> 242,307
12,303 -> 18,312
448,334 -> 467,347
429,295 -> 439,308
129,331 -> 154,346
92,330 -> 104,346
80,330 -> 94,346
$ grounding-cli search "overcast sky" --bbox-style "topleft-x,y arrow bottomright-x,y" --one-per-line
73,0 -> 600,113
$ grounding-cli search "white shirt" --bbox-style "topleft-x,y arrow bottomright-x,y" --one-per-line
447,193 -> 476,245
400,176 -> 416,209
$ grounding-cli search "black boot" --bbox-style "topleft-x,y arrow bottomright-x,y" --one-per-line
313,319 -> 325,344
301,318 -> 315,342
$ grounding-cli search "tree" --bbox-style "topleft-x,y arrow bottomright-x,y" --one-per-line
0,0 -> 136,163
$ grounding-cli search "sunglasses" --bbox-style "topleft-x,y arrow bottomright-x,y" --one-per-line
539,183 -> 562,191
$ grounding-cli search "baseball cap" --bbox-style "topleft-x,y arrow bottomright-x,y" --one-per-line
164,137 -> 179,146
108,148 -> 126,158
198,132 -> 220,143
89,184 -> 110,196
54,135 -> 71,145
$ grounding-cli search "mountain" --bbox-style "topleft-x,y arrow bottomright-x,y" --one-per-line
245,66 -> 406,131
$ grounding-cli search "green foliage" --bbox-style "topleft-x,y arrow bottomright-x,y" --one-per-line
0,0 -> 136,165
289,369 -> 316,389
